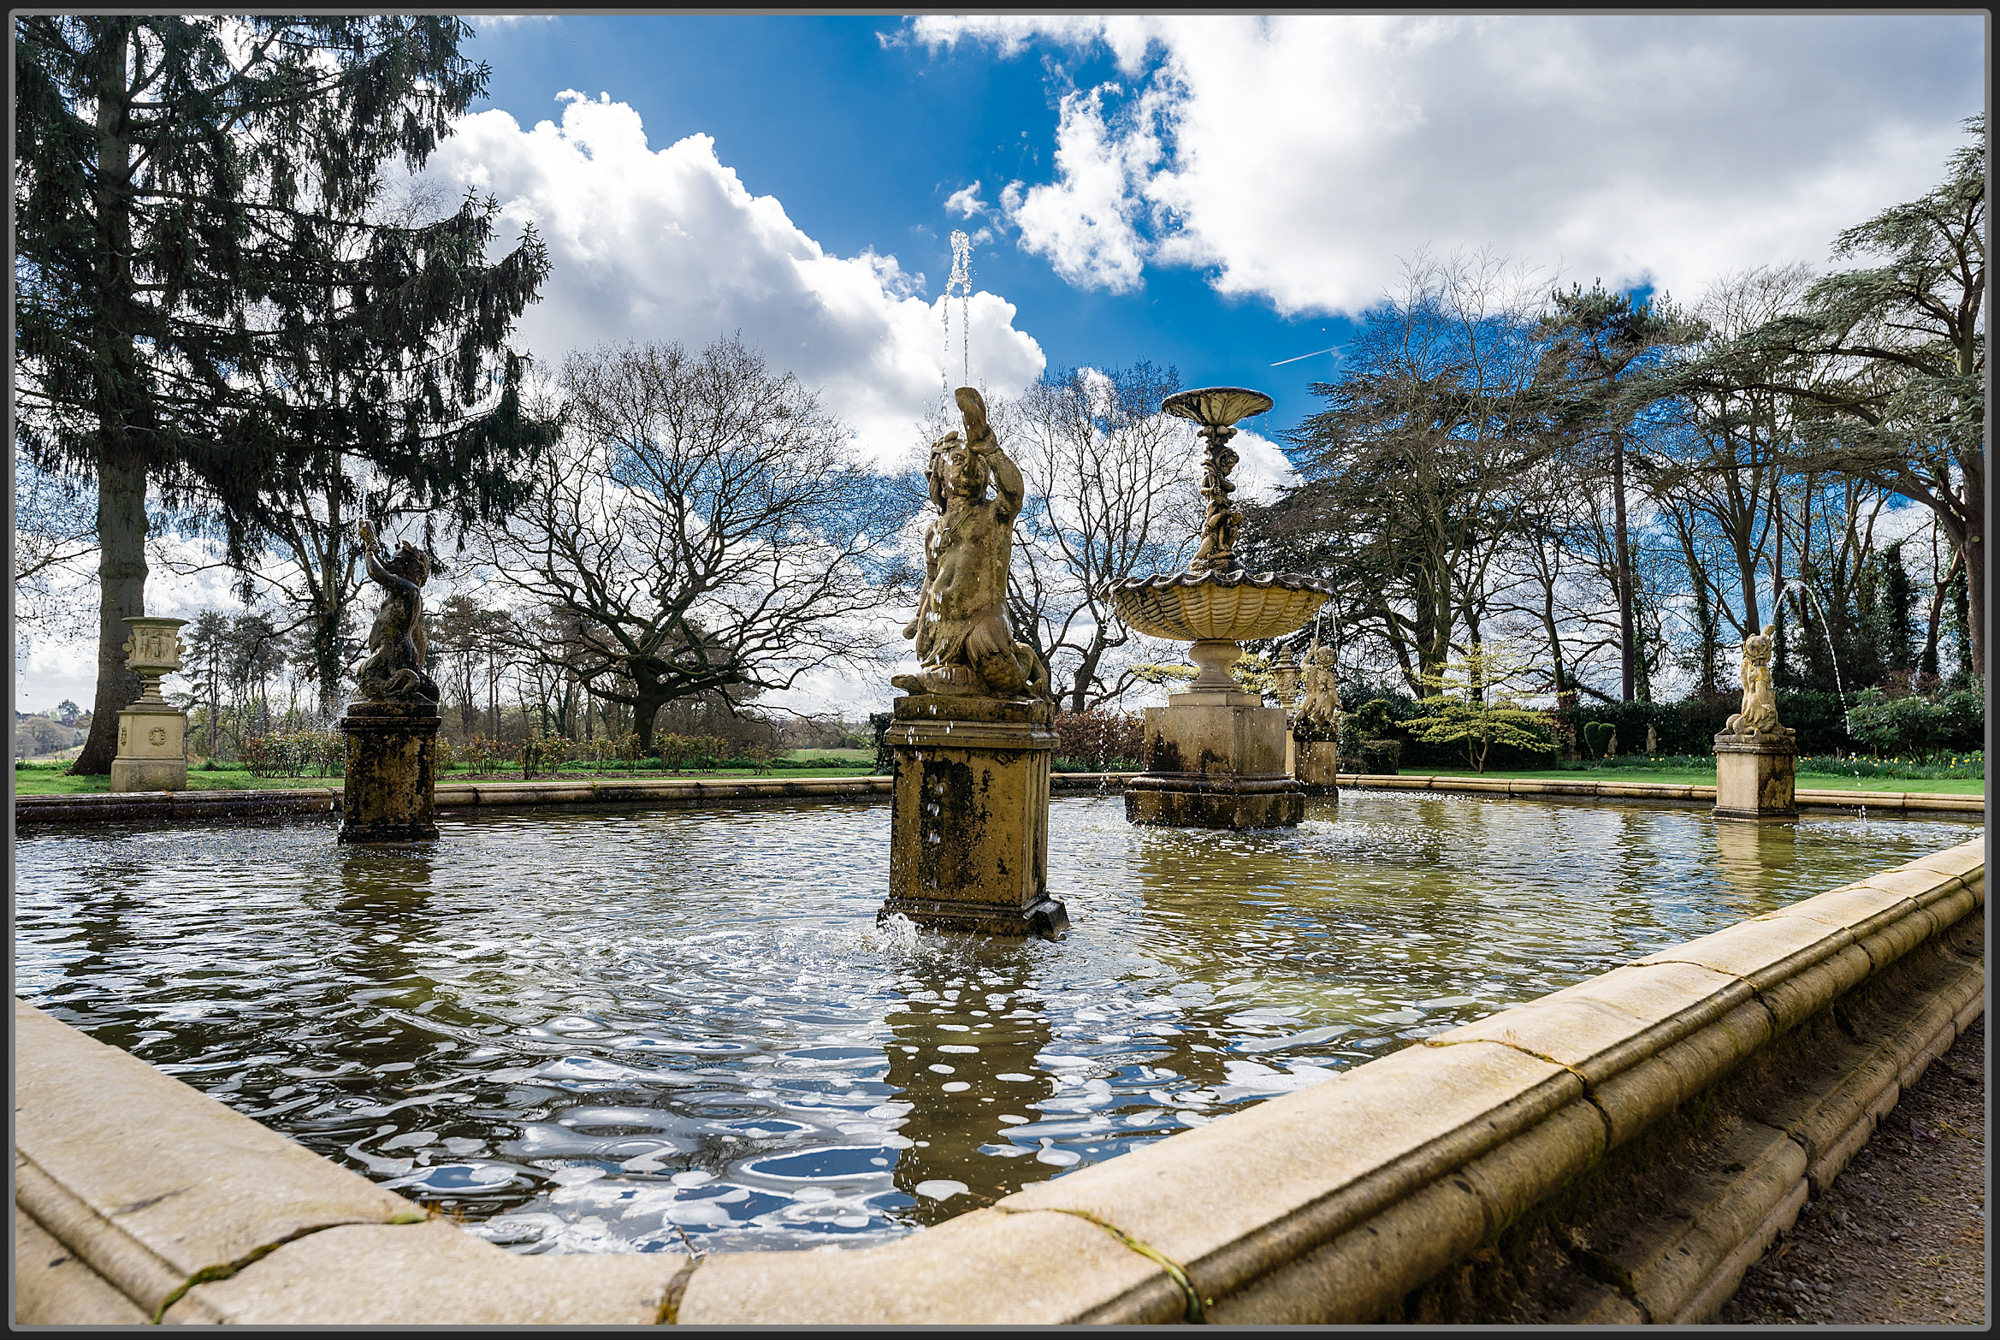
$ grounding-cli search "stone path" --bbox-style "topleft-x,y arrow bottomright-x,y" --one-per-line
1719,1017 -> 1987,1326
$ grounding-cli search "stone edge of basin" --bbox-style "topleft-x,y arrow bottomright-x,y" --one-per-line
10,772 -> 1141,824
1333,772 -> 1986,814
13,840 -> 1985,1325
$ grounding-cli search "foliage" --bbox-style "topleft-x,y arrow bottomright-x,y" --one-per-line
238,728 -> 343,778
1052,709 -> 1145,771
1581,721 -> 1614,760
1405,644 -> 1559,773
1845,686 -> 1985,759
869,712 -> 897,776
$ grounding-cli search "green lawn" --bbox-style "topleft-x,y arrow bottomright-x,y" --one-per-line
1408,765 -> 1985,796
11,760 -> 878,796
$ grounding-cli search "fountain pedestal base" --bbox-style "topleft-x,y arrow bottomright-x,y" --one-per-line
881,695 -> 1066,938
1125,689 -> 1306,828
110,703 -> 188,792
1713,731 -> 1797,822
339,703 -> 440,843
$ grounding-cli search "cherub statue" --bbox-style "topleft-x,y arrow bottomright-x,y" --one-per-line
1724,624 -> 1782,737
353,519 -> 440,706
1295,640 -> 1342,734
893,387 -> 1050,699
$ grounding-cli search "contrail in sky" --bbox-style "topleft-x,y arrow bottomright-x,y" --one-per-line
1269,346 -> 1342,367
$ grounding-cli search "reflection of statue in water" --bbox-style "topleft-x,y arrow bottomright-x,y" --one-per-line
354,520 -> 440,706
1295,640 -> 1341,734
1724,624 -> 1783,737
894,387 -> 1050,700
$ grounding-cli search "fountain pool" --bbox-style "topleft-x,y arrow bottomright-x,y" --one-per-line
13,791 -> 1979,1259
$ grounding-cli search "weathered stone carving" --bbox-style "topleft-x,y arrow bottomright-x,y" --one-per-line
1295,640 -> 1341,735
354,519 -> 440,706
1723,624 -> 1785,738
894,387 -> 1049,700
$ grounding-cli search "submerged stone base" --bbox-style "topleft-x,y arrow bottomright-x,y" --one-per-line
880,694 -> 1065,939
1125,689 -> 1305,829
338,704 -> 440,844
1294,740 -> 1341,798
1124,775 -> 1306,828
1714,732 -> 1797,822
109,704 -> 187,793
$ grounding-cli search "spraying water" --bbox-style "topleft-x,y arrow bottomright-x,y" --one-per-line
941,230 -> 973,411
1784,579 -> 1853,745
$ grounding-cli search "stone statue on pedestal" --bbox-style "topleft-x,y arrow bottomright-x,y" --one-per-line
1723,624 -> 1785,738
881,387 -> 1064,938
1713,623 -> 1797,822
1294,640 -> 1341,735
354,519 -> 440,706
339,520 -> 442,843
894,387 -> 1049,701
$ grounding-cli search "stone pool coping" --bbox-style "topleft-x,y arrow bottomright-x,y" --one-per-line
14,839 -> 1984,1324
10,770 -> 1982,824
1332,773 -> 1986,815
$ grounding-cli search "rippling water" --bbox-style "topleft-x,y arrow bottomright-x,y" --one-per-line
13,791 -> 1978,1256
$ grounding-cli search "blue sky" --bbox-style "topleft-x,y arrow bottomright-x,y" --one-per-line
464,15 -> 1361,442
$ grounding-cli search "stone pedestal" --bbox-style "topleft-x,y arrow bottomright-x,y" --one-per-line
1294,739 -> 1341,798
880,695 -> 1067,938
339,703 -> 441,843
110,704 -> 188,792
1125,687 -> 1306,829
1713,731 -> 1797,822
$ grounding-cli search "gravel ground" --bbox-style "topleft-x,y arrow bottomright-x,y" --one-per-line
1719,1017 -> 1987,1326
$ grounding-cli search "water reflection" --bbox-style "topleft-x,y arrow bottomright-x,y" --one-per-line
12,793 -> 1978,1255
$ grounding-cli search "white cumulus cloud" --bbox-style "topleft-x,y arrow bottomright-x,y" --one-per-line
911,13 -> 1984,314
415,91 -> 1047,465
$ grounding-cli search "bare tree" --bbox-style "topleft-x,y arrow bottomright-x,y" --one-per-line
12,449 -> 97,636
471,336 -> 917,754
1002,362 -> 1202,710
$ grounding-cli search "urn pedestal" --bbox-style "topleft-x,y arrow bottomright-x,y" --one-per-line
880,695 -> 1067,938
1125,686 -> 1307,829
111,704 -> 188,793
339,702 -> 441,843
1713,731 -> 1797,822
110,616 -> 190,793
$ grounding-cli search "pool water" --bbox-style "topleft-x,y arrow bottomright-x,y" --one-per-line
12,791 -> 1978,1256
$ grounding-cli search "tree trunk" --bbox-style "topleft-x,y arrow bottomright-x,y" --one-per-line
72,454 -> 149,773
71,23 -> 143,777
1612,432 -> 1635,702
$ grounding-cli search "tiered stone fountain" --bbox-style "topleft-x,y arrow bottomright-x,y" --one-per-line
1113,387 -> 1331,828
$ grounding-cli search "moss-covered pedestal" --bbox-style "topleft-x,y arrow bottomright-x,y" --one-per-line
1125,682 -> 1307,829
1713,731 -> 1797,822
880,694 -> 1067,938
338,702 -> 440,843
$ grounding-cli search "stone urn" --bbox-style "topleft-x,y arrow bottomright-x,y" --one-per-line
1111,387 -> 1332,828
111,616 -> 190,792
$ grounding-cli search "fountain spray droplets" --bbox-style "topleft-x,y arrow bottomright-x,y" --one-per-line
942,230 -> 974,408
